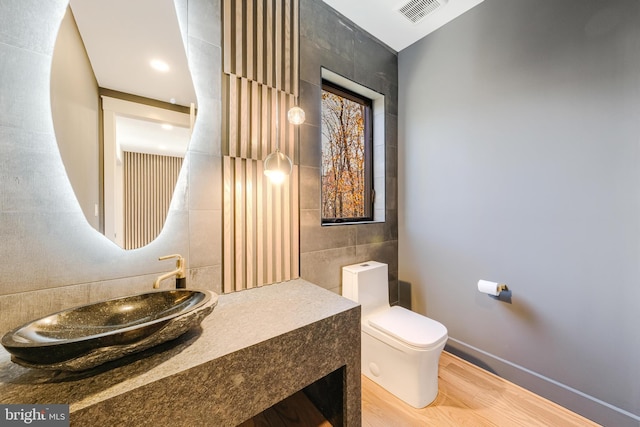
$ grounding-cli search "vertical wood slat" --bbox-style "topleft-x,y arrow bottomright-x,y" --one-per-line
235,0 -> 244,78
251,80 -> 260,160
223,156 -> 234,293
291,165 -> 299,277
246,0 -> 254,81
239,77 -> 249,158
123,152 -> 182,250
261,84 -> 269,161
292,0 -> 298,97
284,0 -> 290,94
265,167 -> 274,284
256,0 -> 264,84
256,161 -> 265,286
274,169 -> 282,280
235,158 -> 246,291
228,75 -> 238,157
275,0 -> 282,91
246,162 -> 255,288
223,0 -> 233,75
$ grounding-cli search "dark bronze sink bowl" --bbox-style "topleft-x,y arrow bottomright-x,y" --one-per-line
1,289 -> 218,371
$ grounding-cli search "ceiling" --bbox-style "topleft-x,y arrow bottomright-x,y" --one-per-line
69,0 -> 196,108
322,0 -> 485,51
116,116 -> 190,158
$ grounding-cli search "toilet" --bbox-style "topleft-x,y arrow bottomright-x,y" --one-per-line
342,261 -> 448,408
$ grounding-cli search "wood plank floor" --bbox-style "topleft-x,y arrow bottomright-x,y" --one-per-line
362,351 -> 600,426
238,390 -> 332,427
241,351 -> 599,426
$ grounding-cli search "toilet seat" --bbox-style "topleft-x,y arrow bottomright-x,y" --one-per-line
367,306 -> 447,351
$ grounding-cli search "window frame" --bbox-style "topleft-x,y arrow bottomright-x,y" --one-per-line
320,79 -> 374,224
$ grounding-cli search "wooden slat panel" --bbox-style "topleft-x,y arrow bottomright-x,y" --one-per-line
222,157 -> 300,289
227,78 -> 301,162
123,152 -> 182,250
221,0 -> 300,291
223,0 -> 298,88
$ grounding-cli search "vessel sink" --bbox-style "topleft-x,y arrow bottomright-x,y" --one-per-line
1,289 -> 218,371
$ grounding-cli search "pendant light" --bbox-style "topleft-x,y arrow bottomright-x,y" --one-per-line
264,95 -> 293,184
287,105 -> 306,125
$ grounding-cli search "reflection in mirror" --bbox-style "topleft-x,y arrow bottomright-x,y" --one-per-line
50,0 -> 197,249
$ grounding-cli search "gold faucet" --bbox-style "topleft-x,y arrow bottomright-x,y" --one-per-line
153,254 -> 186,289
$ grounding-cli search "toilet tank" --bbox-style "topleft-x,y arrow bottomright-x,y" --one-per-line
342,261 -> 390,316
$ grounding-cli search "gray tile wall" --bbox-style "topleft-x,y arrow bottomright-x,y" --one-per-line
0,0 -> 223,334
298,0 -> 399,302
0,0 -> 398,335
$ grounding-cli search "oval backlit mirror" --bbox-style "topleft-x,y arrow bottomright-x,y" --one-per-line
50,0 -> 197,249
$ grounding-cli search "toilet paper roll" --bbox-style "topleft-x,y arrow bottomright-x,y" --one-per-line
477,280 -> 507,296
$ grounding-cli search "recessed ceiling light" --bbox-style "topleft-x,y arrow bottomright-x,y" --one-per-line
161,123 -> 174,130
150,59 -> 170,72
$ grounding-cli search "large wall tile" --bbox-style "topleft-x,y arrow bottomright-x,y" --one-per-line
300,246 -> 358,290
188,0 -> 221,47
300,209 -> 356,253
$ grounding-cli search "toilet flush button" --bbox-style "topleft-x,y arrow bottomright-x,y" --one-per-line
369,362 -> 380,377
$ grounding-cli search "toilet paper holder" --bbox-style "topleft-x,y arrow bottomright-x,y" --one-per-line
477,280 -> 509,297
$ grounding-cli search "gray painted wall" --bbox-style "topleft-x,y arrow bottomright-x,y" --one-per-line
299,0 -> 399,300
398,0 -> 640,425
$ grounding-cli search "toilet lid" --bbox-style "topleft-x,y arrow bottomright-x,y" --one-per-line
368,306 -> 447,349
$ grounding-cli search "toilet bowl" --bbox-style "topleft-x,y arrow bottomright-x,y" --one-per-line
342,261 -> 448,408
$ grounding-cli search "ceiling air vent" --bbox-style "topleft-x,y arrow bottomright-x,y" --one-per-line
397,0 -> 448,24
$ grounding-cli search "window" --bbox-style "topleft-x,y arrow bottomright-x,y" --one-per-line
321,80 -> 374,223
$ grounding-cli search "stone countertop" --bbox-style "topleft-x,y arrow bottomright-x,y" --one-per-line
0,279 -> 359,413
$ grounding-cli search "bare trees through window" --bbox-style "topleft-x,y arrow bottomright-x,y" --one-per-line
321,81 -> 373,223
